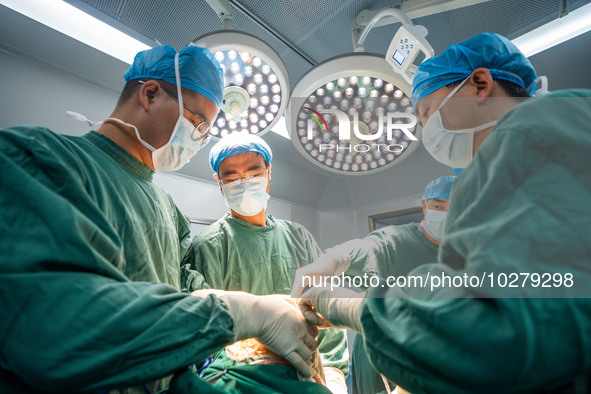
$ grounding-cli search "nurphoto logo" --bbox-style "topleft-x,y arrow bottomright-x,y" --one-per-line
304,107 -> 418,154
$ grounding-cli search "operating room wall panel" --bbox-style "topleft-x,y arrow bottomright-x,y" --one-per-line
0,48 -> 118,135
315,144 -> 451,211
317,209 -> 358,251
154,172 -> 320,242
316,191 -> 424,250
153,174 -> 229,224
353,193 -> 424,237
347,145 -> 452,208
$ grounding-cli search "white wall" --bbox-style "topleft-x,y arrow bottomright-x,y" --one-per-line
316,193 -> 423,250
0,48 -> 120,135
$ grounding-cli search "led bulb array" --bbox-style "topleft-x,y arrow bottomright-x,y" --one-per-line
295,75 -> 415,172
287,54 -> 421,175
209,49 -> 282,137
192,31 -> 290,139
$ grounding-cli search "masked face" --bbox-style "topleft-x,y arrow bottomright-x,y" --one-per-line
420,77 -> 498,168
222,177 -> 270,216
134,52 -> 211,172
422,208 -> 448,241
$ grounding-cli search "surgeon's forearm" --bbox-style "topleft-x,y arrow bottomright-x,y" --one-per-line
2,274 -> 235,392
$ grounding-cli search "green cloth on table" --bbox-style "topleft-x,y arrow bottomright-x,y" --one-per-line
169,349 -> 332,394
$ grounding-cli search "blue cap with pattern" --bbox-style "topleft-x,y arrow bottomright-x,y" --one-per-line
209,132 -> 273,173
423,175 -> 457,200
124,45 -> 224,107
412,33 -> 537,109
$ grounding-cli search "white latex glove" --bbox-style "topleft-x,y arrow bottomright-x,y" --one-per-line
291,243 -> 354,298
298,286 -> 365,333
192,289 -> 317,377
324,367 -> 348,394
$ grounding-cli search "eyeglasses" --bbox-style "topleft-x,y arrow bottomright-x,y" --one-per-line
138,80 -> 211,142
160,87 -> 211,137
219,169 -> 268,186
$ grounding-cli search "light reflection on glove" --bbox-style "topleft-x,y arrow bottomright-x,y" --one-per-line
192,289 -> 317,377
298,286 -> 365,334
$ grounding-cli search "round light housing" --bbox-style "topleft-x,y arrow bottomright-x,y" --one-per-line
192,31 -> 290,139
286,54 -> 421,175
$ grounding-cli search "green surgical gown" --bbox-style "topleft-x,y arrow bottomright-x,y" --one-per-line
344,223 -> 438,394
360,90 -> 591,393
183,213 -> 350,381
0,127 -> 236,393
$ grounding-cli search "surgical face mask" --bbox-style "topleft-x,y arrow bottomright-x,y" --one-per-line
67,53 -> 209,172
222,177 -> 270,216
422,208 -> 448,241
421,77 -> 498,168
134,52 -> 210,172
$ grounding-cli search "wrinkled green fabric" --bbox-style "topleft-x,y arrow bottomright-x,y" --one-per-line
169,348 -> 332,394
0,127 -> 235,393
346,223 -> 438,281
345,223 -> 438,394
183,213 -> 350,376
360,90 -> 591,393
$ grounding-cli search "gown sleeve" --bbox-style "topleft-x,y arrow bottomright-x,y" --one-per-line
0,127 -> 235,392
360,92 -> 591,393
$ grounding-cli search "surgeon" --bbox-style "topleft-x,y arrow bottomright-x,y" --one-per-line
340,175 -> 456,394
295,32 -> 591,392
182,132 -> 349,393
0,45 -> 316,393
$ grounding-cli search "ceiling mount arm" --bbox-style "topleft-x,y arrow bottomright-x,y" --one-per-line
353,8 -> 414,52
205,0 -> 235,30
352,0 -> 493,52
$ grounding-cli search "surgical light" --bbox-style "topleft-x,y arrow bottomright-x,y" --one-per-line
192,31 -> 290,139
287,54 -> 421,175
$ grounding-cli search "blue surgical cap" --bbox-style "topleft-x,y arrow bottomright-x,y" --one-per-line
209,132 -> 273,173
124,45 -> 224,107
412,33 -> 537,109
423,176 -> 457,200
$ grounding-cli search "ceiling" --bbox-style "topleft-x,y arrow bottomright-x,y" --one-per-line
62,0 -> 591,91
1,0 -> 591,209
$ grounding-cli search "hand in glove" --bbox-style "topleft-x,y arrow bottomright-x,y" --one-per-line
298,286 -> 365,334
192,289 -> 317,377
291,243 -> 354,298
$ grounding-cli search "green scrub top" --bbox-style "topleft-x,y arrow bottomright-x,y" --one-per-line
344,223 -> 438,394
346,222 -> 438,280
360,90 -> 591,393
183,212 -> 350,377
0,127 -> 235,393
